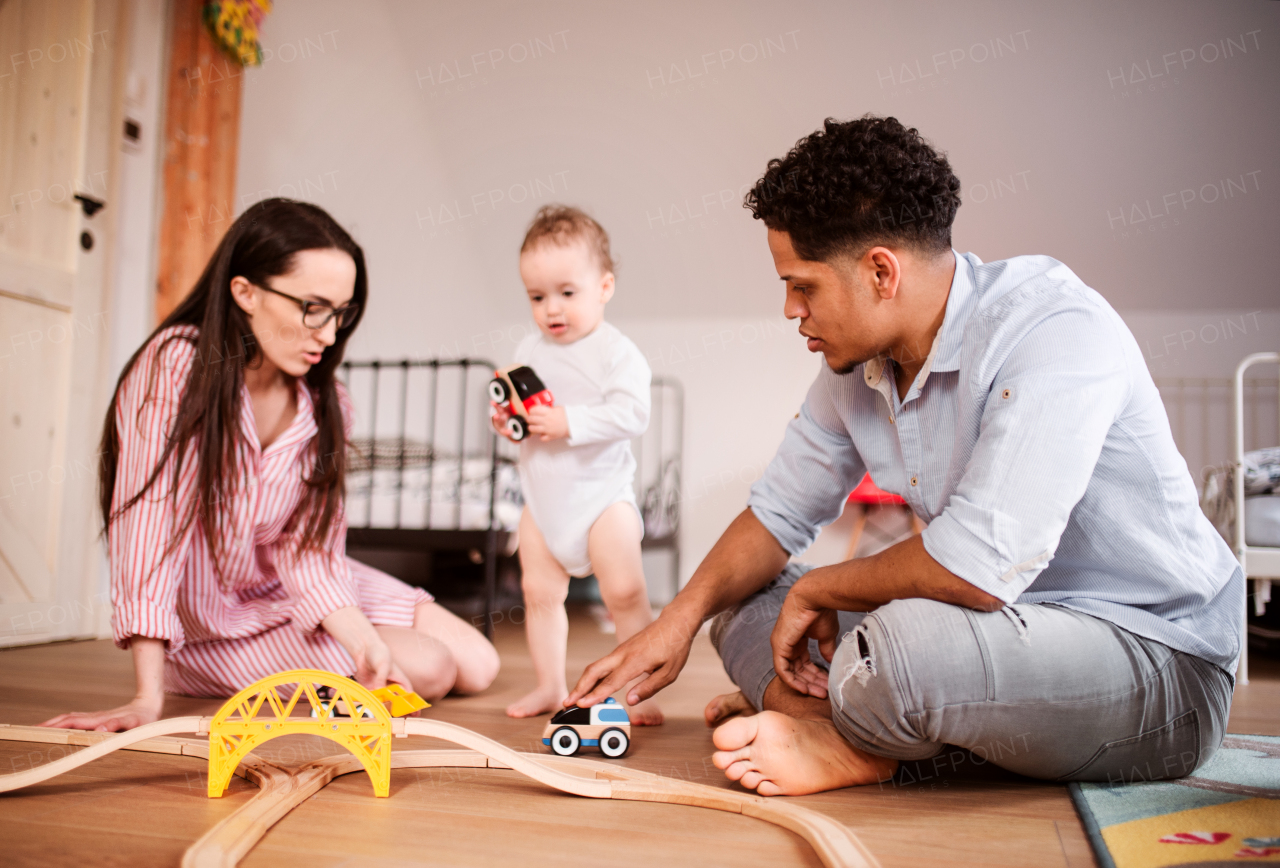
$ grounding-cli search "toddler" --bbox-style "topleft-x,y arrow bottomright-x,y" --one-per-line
496,205 -> 662,725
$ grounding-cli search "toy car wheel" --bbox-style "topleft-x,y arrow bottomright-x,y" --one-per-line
549,726 -> 581,756
488,378 -> 509,403
506,415 -> 527,441
598,727 -> 629,758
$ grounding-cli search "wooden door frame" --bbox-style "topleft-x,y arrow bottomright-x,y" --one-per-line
0,0 -> 169,647
56,0 -> 131,645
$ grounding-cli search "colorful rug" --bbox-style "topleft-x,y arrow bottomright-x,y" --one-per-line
1069,735 -> 1280,867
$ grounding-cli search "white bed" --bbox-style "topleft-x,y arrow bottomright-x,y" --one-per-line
1199,353 -> 1280,684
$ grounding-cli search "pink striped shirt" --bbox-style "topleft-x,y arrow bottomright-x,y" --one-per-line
112,326 -> 417,670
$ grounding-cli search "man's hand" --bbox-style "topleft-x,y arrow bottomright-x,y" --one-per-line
567,509 -> 788,709
566,608 -> 701,708
771,576 -> 841,699
767,537 -> 1004,698
527,405 -> 570,441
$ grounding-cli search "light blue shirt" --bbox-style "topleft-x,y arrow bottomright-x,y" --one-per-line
748,251 -> 1243,675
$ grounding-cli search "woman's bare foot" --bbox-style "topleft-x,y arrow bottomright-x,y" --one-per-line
712,711 -> 898,795
506,685 -> 566,718
704,690 -> 754,727
628,697 -> 664,726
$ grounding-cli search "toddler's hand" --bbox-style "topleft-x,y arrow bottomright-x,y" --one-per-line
490,404 -> 515,440
527,405 -> 570,441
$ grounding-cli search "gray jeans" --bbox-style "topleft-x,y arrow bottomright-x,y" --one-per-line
710,563 -> 1233,782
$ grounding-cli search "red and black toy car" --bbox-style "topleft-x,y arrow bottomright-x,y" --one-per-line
489,365 -> 554,442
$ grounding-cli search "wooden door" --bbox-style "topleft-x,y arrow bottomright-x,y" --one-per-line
0,0 -> 128,646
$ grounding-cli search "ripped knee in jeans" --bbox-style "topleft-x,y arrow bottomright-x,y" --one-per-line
1002,606 -> 1031,646
840,624 -> 877,689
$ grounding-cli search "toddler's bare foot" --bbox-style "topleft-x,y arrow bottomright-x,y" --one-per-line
628,697 -> 664,726
704,690 -> 754,727
712,711 -> 898,795
506,686 -> 566,719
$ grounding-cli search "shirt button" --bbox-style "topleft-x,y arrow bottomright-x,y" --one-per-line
910,476 -> 918,486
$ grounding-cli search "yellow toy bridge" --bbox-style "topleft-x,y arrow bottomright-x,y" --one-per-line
207,669 -> 425,798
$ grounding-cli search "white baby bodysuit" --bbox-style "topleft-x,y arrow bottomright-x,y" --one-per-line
513,321 -> 651,577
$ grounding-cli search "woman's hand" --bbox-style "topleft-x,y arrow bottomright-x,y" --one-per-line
350,633 -> 411,691
41,698 -> 163,733
322,605 -> 409,690
41,635 -> 167,731
770,576 -> 841,699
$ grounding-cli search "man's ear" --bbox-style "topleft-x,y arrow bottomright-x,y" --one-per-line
864,248 -> 902,300
228,276 -> 257,316
600,271 -> 616,304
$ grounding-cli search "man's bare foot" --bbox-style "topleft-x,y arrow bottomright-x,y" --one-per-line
712,711 -> 898,795
506,686 -> 566,718
628,697 -> 664,726
704,690 -> 754,727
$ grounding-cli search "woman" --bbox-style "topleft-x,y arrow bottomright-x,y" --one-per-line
45,199 -> 499,732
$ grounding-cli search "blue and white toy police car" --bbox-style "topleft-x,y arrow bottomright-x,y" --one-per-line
542,697 -> 631,758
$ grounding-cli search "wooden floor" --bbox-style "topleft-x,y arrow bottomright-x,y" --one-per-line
1,608 -> 1277,868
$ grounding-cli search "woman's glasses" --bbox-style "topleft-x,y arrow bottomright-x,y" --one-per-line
257,283 -> 359,330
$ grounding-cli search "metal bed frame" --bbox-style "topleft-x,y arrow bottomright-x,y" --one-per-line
636,377 -> 684,602
340,359 -> 508,637
339,358 -> 683,637
1156,368 -> 1280,684
1232,353 -> 1280,685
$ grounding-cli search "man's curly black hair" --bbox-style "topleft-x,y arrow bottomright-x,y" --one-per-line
745,115 -> 961,261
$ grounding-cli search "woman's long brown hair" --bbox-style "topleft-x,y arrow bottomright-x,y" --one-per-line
99,198 -> 368,573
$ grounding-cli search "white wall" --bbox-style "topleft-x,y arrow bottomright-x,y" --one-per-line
233,0 -> 1280,587
1123,310 -> 1278,378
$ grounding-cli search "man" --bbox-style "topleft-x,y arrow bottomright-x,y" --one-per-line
565,116 -> 1241,796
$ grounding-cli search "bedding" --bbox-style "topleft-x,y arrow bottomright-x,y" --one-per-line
1202,447 -> 1280,548
345,438 -> 523,531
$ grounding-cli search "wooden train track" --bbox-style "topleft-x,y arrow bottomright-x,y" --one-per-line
0,720 -> 879,868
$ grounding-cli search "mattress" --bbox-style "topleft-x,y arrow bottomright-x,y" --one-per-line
1246,495 -> 1280,548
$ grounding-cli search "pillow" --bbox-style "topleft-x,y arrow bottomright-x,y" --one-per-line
1244,447 -> 1280,496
